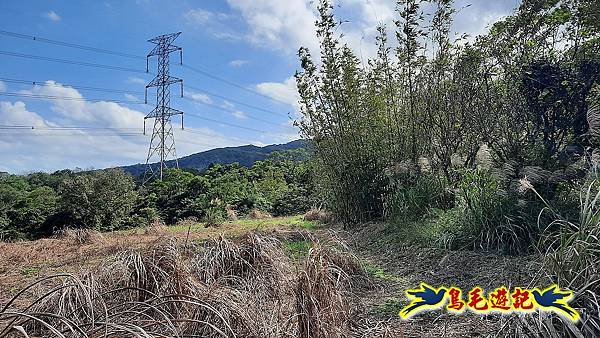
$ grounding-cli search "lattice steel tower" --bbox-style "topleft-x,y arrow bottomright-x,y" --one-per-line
143,32 -> 184,183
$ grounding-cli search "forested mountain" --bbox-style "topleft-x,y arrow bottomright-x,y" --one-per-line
121,139 -> 307,175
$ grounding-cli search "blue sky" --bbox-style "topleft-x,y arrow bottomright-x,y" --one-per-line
0,0 -> 520,174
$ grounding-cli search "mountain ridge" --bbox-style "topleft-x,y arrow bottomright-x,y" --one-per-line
121,139 -> 307,175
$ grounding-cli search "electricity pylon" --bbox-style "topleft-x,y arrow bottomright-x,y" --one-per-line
143,32 -> 184,183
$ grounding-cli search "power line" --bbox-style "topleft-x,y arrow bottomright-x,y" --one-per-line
185,83 -> 285,117
0,91 -> 145,104
0,77 -> 287,118
0,77 -> 150,96
185,112 -> 294,138
185,112 -> 267,133
0,92 -> 294,135
0,29 -> 293,106
0,50 -> 146,73
0,124 -> 251,147
0,124 -> 139,131
183,127 -> 254,144
182,96 -> 285,127
0,78 -> 293,129
181,64 -> 290,105
0,131 -> 144,137
0,30 -> 143,60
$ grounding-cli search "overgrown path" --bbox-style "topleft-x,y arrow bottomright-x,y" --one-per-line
0,216 -> 541,337
322,222 -> 543,337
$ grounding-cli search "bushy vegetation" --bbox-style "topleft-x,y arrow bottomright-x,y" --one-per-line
296,0 -> 600,253
293,1 -> 599,334
0,150 -> 316,240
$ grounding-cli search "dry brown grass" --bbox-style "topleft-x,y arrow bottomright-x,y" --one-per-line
54,227 -> 105,245
303,208 -> 334,223
248,208 -> 272,220
226,205 -> 238,221
143,219 -> 169,235
295,232 -> 370,338
0,231 -> 382,337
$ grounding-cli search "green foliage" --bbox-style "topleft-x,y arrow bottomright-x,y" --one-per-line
9,186 -> 58,236
507,179 -> 600,336
374,297 -> 404,317
0,150 -> 314,240
203,198 -> 226,226
59,169 -> 137,231
454,170 -> 526,252
282,239 -> 312,259
384,172 -> 451,221
144,156 -> 316,224
295,0 -> 599,252
381,169 -> 554,253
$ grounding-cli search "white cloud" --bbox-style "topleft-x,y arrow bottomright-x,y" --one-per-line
0,100 -> 146,173
124,94 -> 140,101
0,81 -> 6,92
127,77 -> 147,85
229,59 -> 249,67
184,8 -> 238,40
222,0 -> 393,57
187,90 -> 212,104
221,0 -> 516,59
231,110 -> 247,119
24,81 -> 145,127
0,101 -> 49,127
221,100 -> 235,110
0,81 -> 266,173
225,0 -> 318,54
255,76 -> 299,113
185,8 -> 214,25
44,10 -> 61,22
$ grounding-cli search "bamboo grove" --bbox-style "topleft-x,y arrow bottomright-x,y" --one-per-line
295,0 -> 600,245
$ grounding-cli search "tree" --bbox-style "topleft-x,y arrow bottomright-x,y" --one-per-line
59,169 -> 137,230
9,186 -> 58,237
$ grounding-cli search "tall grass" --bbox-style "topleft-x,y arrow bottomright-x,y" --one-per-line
0,233 -> 380,337
505,180 -> 600,337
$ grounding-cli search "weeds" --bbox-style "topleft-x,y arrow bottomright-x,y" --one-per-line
505,180 -> 600,337
296,242 -> 361,338
282,239 -> 312,260
143,219 -> 168,236
303,208 -> 334,223
19,266 -> 41,275
248,208 -> 272,220
1,233 -> 381,337
54,227 -> 105,245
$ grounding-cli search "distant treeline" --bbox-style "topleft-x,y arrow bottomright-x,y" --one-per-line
0,149 -> 316,240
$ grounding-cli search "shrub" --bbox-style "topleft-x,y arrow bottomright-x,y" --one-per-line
55,228 -> 104,245
204,200 -> 226,227
248,208 -> 272,220
506,180 -> 600,337
453,169 -> 537,253
384,172 -> 452,221
59,169 -> 137,231
143,219 -> 168,236
225,205 -> 238,221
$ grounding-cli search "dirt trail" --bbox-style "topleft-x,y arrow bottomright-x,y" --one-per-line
318,222 -> 543,337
